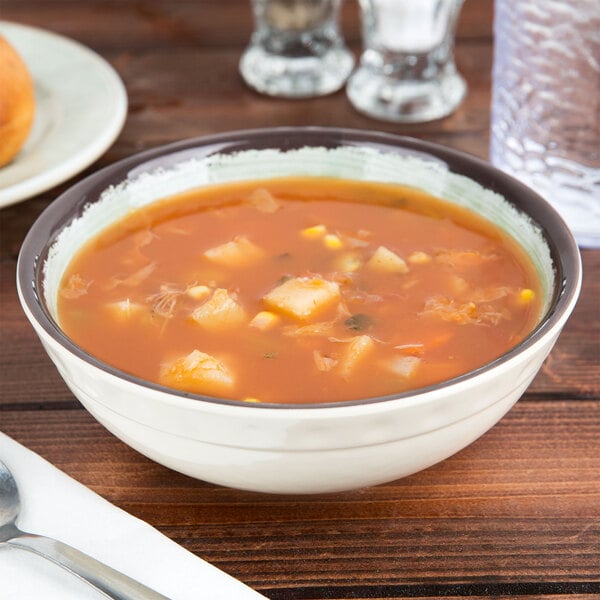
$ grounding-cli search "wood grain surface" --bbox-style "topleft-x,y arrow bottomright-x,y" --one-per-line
1,1 -> 598,598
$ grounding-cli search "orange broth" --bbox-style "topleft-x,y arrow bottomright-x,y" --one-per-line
57,177 -> 543,404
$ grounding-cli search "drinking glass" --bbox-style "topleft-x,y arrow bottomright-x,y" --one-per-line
346,0 -> 466,123
239,0 -> 354,98
490,0 -> 600,248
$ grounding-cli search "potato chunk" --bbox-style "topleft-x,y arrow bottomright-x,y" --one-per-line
160,349 -> 234,396
338,335 -> 376,380
106,299 -> 144,321
263,276 -> 340,321
191,288 -> 247,330
366,246 -> 409,274
187,285 -> 212,301
407,251 -> 432,265
249,310 -> 280,331
203,235 -> 264,268
383,356 -> 421,379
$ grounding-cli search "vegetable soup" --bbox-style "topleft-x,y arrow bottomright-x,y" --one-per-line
57,177 -> 543,404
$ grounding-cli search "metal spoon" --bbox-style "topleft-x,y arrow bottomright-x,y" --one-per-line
0,459 -> 170,599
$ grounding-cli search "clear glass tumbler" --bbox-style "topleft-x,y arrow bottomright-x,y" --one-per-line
239,0 -> 354,98
490,0 -> 600,248
346,0 -> 466,123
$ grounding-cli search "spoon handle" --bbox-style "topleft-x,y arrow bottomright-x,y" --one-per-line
7,530 -> 171,600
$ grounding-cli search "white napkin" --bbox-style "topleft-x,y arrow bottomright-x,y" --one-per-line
0,432 -> 267,599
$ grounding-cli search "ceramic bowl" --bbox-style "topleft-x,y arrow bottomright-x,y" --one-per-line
17,128 -> 581,494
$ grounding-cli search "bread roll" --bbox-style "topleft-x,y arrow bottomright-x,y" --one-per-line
0,35 -> 35,167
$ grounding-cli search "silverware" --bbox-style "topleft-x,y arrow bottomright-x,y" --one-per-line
0,459 -> 170,599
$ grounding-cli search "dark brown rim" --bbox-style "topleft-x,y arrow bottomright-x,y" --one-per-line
17,127 -> 582,410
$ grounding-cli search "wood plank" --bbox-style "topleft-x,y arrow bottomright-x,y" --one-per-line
261,588 -> 600,600
1,400 -> 598,590
264,595 -> 600,600
528,249 -> 600,397
1,0 -> 494,52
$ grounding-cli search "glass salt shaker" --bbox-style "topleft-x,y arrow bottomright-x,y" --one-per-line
239,0 -> 354,98
346,0 -> 466,123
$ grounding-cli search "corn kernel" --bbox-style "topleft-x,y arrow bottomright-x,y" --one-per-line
518,288 -> 535,303
323,234 -> 343,250
249,310 -> 280,331
187,285 -> 212,300
408,251 -> 432,265
300,224 -> 327,238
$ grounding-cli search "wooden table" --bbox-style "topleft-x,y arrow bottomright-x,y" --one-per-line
1,1 -> 598,598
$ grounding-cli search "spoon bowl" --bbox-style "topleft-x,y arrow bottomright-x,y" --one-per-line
0,460 -> 19,542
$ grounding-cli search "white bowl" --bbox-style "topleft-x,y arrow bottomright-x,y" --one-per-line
17,128 -> 582,494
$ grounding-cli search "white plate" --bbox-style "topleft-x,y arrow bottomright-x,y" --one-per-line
0,22 -> 127,208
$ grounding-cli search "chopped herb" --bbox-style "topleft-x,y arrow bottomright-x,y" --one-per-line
345,313 -> 374,332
